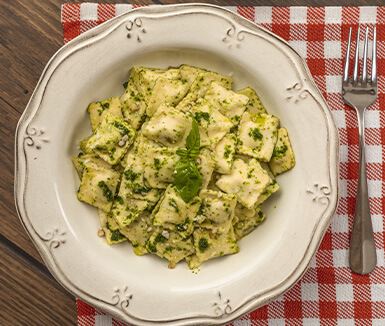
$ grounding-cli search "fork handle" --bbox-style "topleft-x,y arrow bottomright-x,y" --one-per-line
349,109 -> 377,274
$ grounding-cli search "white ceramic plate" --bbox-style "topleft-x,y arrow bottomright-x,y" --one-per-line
15,4 -> 339,325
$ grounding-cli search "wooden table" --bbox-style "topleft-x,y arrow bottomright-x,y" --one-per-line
0,0 -> 378,325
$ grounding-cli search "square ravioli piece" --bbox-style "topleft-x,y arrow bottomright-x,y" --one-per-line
77,164 -> 120,212
144,147 -> 179,189
234,207 -> 266,240
237,112 -> 279,162
146,77 -> 190,117
130,66 -> 181,102
72,153 -> 112,180
189,71 -> 233,98
142,105 -> 193,147
269,127 -> 296,176
119,210 -> 153,256
120,79 -> 147,130
216,158 -> 271,209
179,64 -> 208,87
119,153 -> 162,203
204,82 -> 249,125
191,99 -> 233,147
146,230 -> 194,269
186,226 -> 239,269
110,196 -> 149,229
87,97 -> 123,131
151,185 -> 201,237
197,189 -> 237,234
213,133 -> 237,174
98,209 -> 127,245
126,132 -> 159,161
80,113 -> 136,165
237,87 -> 267,115
254,162 -> 280,207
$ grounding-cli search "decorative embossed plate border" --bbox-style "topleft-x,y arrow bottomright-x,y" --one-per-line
15,4 -> 339,326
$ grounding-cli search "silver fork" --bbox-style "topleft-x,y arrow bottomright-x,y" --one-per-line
342,26 -> 377,274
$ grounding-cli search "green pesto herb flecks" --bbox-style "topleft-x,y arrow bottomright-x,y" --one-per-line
198,237 -> 210,252
248,127 -> 263,141
148,233 -> 168,253
101,102 -> 110,110
124,169 -> 140,182
169,198 -> 179,212
224,145 -> 232,159
273,144 -> 288,159
174,118 -> 202,203
112,121 -> 130,135
98,181 -> 113,202
194,111 -> 210,124
110,229 -> 126,242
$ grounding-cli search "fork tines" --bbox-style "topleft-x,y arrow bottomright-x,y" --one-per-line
343,26 -> 377,85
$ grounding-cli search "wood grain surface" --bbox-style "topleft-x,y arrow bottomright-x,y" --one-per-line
0,0 -> 378,325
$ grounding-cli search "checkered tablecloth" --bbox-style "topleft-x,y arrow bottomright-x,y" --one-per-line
61,4 -> 385,325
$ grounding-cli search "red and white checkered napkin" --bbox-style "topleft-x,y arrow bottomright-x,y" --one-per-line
62,4 -> 385,325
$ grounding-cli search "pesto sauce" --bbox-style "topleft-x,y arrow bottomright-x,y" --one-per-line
273,144 -> 288,159
194,111 -> 210,124
169,198 -> 179,212
198,237 -> 210,252
148,233 -> 168,253
224,145 -> 232,159
112,121 -> 130,135
248,128 -> 263,141
176,217 -> 190,232
101,102 -> 110,110
98,181 -> 113,202
110,229 -> 126,242
124,169 -> 140,182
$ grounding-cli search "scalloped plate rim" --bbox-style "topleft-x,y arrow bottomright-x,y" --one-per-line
15,4 -> 340,325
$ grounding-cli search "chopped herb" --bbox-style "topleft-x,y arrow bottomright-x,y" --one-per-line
233,115 -> 240,122
176,218 -> 190,232
194,111 -> 210,124
169,198 -> 179,213
110,230 -> 125,242
224,145 -> 232,159
123,81 -> 128,89
154,158 -> 162,170
199,238 -> 210,252
249,128 -> 263,141
155,233 -> 167,243
124,169 -> 140,182
273,144 -> 288,159
132,186 -> 150,195
148,233 -> 168,253
112,121 -> 130,135
98,181 -> 113,202
101,102 -> 110,110
115,195 -> 124,205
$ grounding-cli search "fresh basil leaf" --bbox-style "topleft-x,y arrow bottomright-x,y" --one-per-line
176,148 -> 188,158
188,147 -> 200,159
173,158 -> 202,203
186,118 -> 200,158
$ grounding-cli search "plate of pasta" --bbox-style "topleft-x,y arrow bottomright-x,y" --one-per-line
15,4 -> 339,326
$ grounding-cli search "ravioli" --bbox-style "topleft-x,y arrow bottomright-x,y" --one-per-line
72,64 -> 295,270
